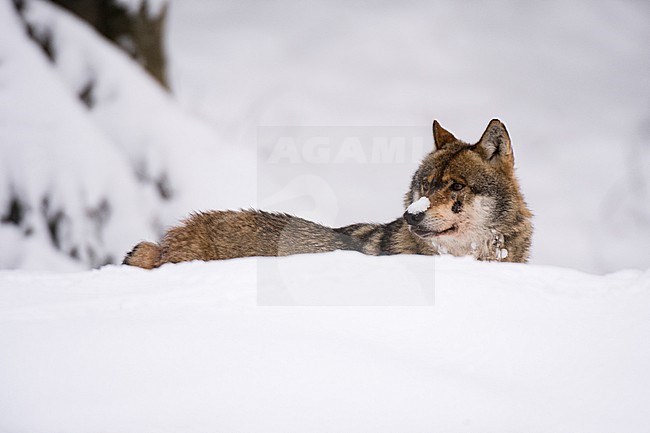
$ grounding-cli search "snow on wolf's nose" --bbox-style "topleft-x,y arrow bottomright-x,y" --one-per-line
404,197 -> 430,226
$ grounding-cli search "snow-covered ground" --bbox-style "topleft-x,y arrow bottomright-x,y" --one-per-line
1,254 -> 649,432
1,1 -> 649,431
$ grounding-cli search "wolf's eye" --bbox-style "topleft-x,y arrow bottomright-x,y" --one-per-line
450,182 -> 464,191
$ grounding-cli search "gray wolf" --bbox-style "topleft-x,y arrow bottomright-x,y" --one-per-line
123,119 -> 532,268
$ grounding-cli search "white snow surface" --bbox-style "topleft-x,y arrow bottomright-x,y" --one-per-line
1,2 -> 649,431
406,196 -> 430,214
1,253 -> 649,432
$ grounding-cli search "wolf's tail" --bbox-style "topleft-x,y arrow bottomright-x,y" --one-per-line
122,241 -> 162,269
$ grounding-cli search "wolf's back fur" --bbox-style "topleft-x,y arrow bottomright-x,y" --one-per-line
123,210 -> 435,267
123,119 -> 533,268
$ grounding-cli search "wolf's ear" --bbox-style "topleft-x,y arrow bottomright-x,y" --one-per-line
475,119 -> 513,166
433,120 -> 457,150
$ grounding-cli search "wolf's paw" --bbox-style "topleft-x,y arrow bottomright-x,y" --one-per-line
490,229 -> 508,261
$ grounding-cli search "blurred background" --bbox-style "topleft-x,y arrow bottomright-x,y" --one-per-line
0,0 -> 648,273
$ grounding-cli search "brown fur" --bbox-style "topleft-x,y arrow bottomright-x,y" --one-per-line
123,241 -> 160,269
124,119 -> 533,268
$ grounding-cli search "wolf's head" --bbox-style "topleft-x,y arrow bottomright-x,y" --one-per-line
403,119 -> 532,262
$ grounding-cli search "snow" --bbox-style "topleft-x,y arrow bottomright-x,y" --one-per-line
21,0 -> 256,215
0,254 -> 649,432
406,196 -> 430,214
1,3 -> 649,429
0,0 -> 157,268
0,0 -> 254,270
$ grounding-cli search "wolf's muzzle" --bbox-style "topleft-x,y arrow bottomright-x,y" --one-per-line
403,211 -> 425,226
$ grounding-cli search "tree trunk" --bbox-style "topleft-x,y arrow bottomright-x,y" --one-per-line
47,0 -> 169,89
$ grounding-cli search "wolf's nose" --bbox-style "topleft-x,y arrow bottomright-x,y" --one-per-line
403,211 -> 425,226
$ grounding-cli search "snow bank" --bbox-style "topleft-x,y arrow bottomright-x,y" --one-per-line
0,254 -> 649,432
